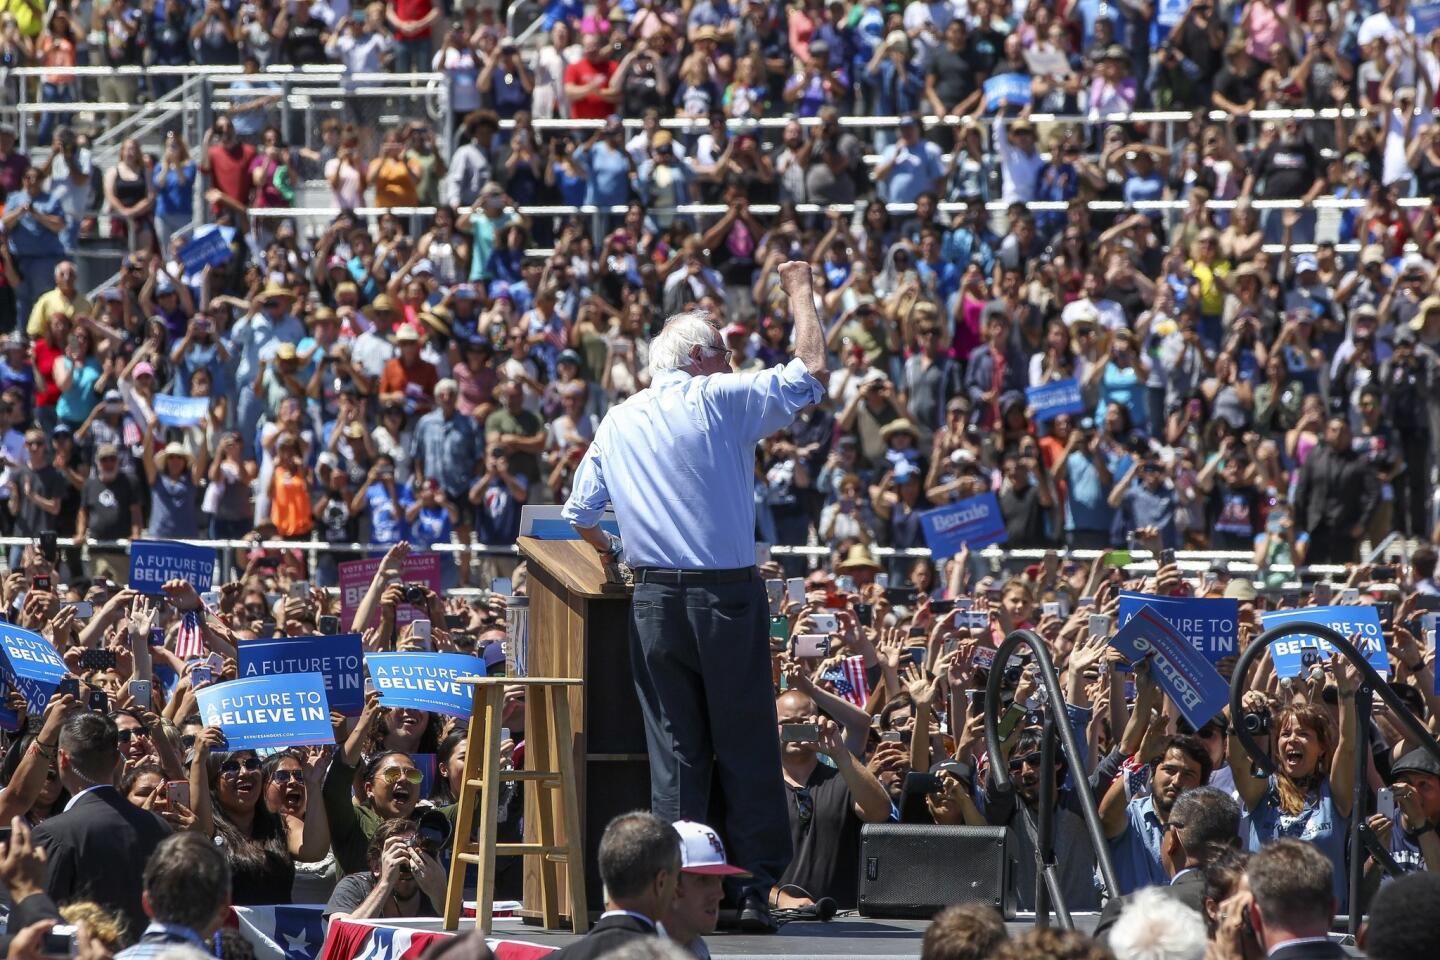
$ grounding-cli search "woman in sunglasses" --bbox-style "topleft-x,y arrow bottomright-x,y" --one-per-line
324,689 -> 459,876
188,726 -> 331,905
263,750 -> 336,904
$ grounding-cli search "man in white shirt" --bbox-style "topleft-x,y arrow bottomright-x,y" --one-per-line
995,114 -> 1043,205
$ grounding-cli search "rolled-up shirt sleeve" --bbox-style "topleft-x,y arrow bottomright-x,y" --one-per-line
712,357 -> 825,444
562,433 -> 611,529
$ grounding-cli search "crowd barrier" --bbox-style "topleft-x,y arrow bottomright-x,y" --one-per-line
13,535 -> 1355,580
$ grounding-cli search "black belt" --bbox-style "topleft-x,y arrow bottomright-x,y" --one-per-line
632,566 -> 756,585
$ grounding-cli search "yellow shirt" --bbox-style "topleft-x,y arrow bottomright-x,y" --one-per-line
1188,260 -> 1230,317
27,289 -> 92,339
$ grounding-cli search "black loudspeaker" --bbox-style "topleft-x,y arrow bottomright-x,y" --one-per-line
857,823 -> 1012,919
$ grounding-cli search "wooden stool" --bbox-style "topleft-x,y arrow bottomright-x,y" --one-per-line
443,677 -> 589,935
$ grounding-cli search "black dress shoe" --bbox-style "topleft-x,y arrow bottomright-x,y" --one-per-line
737,892 -> 779,934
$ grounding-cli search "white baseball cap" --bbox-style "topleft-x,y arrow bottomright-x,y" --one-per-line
673,821 -> 751,877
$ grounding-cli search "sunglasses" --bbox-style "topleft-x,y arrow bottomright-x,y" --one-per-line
378,767 -> 424,785
270,769 -> 304,785
1009,751 -> 1044,771
220,757 -> 262,777
116,728 -> 150,743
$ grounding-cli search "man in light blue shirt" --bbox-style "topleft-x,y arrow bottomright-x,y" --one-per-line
874,115 -> 943,204
228,284 -> 305,458
563,262 -> 828,931
1099,735 -> 1210,895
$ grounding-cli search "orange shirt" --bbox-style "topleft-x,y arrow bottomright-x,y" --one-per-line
380,356 -> 439,411
39,33 -> 76,85
370,156 -> 418,208
270,464 -> 313,537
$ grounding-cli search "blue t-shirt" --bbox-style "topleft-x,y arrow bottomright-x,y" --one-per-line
56,357 -> 101,426
1247,777 -> 1349,910
4,191 -> 65,259
1065,447 -> 1130,533
881,140 -> 943,204
551,163 -> 588,207
153,163 -> 197,218
366,481 -> 414,545
576,142 -> 631,208
409,504 -> 453,551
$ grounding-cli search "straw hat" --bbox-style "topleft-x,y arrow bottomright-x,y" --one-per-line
836,544 -> 882,572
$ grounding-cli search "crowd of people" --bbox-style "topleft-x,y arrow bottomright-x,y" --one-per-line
0,0 -> 1432,957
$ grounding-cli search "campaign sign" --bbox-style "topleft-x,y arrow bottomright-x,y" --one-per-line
177,230 -> 232,274
0,624 -> 66,712
194,673 -> 334,750
1025,379 -> 1085,423
153,394 -> 211,428
984,73 -> 1033,112
1117,592 -> 1239,664
1416,1 -> 1440,37
366,652 -> 479,718
918,492 -> 1008,558
338,553 -> 441,629
1261,606 -> 1389,678
129,540 -> 215,593
238,633 -> 366,716
1108,603 -> 1229,729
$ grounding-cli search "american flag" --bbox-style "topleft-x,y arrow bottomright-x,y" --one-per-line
1120,753 -> 1150,799
835,655 -> 872,708
174,609 -> 205,660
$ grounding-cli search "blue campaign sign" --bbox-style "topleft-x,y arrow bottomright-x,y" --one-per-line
239,634 -> 366,716
918,492 -> 1008,558
1108,603 -> 1229,729
1261,606 -> 1389,678
0,623 -> 66,712
984,74 -> 1033,112
195,674 -> 334,751
1117,592 -> 1239,664
153,394 -> 211,428
365,652 -> 480,718
1025,379 -> 1085,423
1416,1 -> 1440,37
129,539 -> 215,593
177,230 -> 232,275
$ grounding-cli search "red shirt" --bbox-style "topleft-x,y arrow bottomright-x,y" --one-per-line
390,0 -> 434,39
34,339 -> 61,409
207,141 -> 257,209
563,58 -> 617,120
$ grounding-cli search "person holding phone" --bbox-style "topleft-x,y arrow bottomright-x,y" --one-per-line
773,691 -> 892,913
1231,655 -> 1362,912
562,262 -> 829,930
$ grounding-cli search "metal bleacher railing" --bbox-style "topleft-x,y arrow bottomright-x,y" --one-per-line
6,63 -> 1417,282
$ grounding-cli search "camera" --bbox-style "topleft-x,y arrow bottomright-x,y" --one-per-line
1242,711 -> 1271,735
403,583 -> 428,605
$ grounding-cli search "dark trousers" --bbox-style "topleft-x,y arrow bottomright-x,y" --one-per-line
629,575 -> 792,894
1307,524 -> 1359,565
1399,440 -> 1432,538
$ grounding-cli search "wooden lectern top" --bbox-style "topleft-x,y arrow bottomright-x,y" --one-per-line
517,537 -> 630,599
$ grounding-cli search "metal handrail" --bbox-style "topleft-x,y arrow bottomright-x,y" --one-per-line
1228,621 -> 1440,931
983,628 -> 1119,928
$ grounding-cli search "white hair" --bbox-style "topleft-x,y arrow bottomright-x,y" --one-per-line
648,310 -> 722,379
1108,888 -> 1207,960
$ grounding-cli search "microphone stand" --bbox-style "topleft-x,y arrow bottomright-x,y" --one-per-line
1228,622 -> 1440,935
984,629 -> 1120,929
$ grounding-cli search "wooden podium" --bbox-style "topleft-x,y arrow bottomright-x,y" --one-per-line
516,537 -> 652,921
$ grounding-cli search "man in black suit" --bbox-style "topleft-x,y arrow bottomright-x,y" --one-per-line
1095,786 -> 1241,940
31,712 -> 170,939
550,812 -> 680,960
1215,839 -> 1346,960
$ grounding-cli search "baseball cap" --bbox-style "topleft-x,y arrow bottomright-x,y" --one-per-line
1362,244 -> 1386,266
133,362 -> 155,379
1392,748 -> 1440,780
722,322 -> 748,340
673,821 -> 751,876
1293,254 -> 1318,275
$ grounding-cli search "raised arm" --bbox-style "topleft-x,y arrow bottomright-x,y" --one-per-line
778,261 -> 828,384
